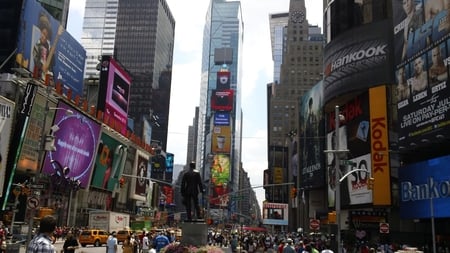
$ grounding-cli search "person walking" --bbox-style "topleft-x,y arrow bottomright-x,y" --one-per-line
106,232 -> 118,253
27,215 -> 57,253
62,231 -> 79,253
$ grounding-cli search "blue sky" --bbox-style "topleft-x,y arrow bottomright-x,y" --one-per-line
67,0 -> 324,207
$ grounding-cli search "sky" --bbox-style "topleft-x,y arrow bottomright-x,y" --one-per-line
67,0 -> 324,209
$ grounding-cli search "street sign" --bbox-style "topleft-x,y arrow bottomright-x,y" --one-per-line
379,222 -> 389,233
30,184 -> 45,189
27,196 -> 40,209
309,219 -> 320,230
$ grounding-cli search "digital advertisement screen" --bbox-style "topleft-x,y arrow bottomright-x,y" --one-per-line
41,102 -> 101,188
211,90 -> 234,111
399,155 -> 450,219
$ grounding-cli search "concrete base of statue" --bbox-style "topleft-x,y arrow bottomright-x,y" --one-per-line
180,221 -> 207,246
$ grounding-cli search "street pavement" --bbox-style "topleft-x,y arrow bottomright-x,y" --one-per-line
17,240 -> 233,253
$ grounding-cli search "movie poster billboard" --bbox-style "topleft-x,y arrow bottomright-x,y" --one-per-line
262,202 -> 289,226
165,153 -> 174,183
0,97 -> 14,198
399,155 -> 450,219
91,132 -> 127,191
299,81 -> 325,189
98,56 -> 131,135
396,41 -> 450,148
41,102 -> 101,188
326,92 -> 373,207
131,150 -> 150,201
16,0 -> 86,97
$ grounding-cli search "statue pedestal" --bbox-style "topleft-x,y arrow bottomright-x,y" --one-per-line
180,221 -> 208,246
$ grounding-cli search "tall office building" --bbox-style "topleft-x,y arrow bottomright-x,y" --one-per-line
81,0 -> 119,79
266,0 -> 324,230
269,13 -> 289,85
196,0 -> 244,220
81,0 -> 175,150
38,0 -> 70,27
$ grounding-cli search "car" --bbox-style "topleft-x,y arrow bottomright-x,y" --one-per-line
78,229 -> 109,247
116,230 -> 132,244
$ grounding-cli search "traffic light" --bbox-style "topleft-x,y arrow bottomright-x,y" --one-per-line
290,186 -> 297,199
367,177 -> 375,190
119,177 -> 126,188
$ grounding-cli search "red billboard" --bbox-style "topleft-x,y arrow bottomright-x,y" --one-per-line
211,90 -> 234,111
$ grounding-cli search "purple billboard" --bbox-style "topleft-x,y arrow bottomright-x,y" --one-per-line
16,0 -> 86,97
41,102 -> 101,188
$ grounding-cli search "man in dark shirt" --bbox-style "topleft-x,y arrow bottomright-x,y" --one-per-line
181,161 -> 204,220
62,231 -> 79,253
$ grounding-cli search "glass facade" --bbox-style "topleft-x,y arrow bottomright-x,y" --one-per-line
81,0 -> 118,78
197,0 -> 244,217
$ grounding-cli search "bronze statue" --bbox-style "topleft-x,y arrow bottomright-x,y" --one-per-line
181,161 -> 204,220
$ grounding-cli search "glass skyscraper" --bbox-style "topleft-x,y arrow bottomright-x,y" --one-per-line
196,0 -> 243,218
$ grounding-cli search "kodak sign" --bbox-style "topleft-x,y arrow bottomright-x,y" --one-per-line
369,86 -> 391,206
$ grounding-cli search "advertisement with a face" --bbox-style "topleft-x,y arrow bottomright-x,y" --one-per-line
0,96 -> 14,198
393,0 -> 450,65
16,0 -> 86,97
91,133 -> 127,191
211,126 -> 231,154
397,41 -> 450,148
399,155 -> 450,219
41,102 -> 101,188
262,202 -> 288,226
98,57 -> 131,135
300,82 -> 325,189
165,153 -> 174,183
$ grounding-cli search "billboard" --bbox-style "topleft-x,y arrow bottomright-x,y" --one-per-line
0,97 -> 15,198
210,154 -> 230,208
131,149 -> 150,201
211,90 -> 234,111
165,153 -> 174,183
393,0 -> 450,149
396,41 -> 450,149
98,56 -> 131,135
327,91 -> 375,207
41,102 -> 101,188
211,126 -> 231,154
91,132 -> 128,191
323,20 -> 393,103
262,202 -> 289,226
16,0 -> 86,97
214,112 -> 230,126
399,155 -> 450,219
216,71 -> 231,90
299,81 -> 325,189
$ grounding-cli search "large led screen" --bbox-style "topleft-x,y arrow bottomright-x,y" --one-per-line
41,102 -> 101,188
399,155 -> 450,219
16,0 -> 86,97
98,57 -> 131,135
